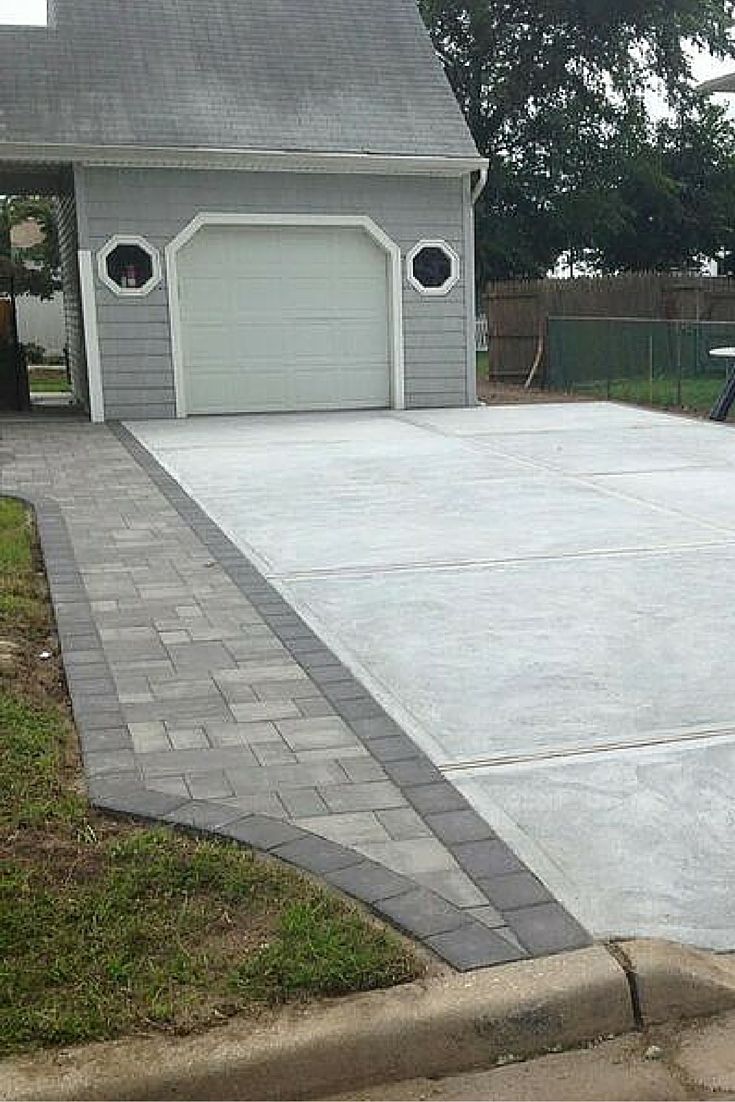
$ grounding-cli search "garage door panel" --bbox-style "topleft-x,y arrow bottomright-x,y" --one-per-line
290,373 -> 389,408
187,369 -> 288,412
183,318 -> 386,367
183,335 -> 288,368
234,278 -> 382,316
181,275 -> 388,323
178,224 -> 392,415
186,368 -> 385,414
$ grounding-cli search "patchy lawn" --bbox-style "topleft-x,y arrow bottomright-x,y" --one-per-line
563,375 -> 724,416
0,500 -> 421,1058
475,355 -> 723,416
28,368 -> 71,394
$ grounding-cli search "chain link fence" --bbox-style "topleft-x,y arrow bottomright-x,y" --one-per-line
547,317 -> 735,413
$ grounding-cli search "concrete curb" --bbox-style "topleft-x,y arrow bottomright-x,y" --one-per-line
620,939 -> 735,1026
3,941 -> 735,1100
0,947 -> 632,1101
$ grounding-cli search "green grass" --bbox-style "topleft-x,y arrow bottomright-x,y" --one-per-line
28,369 -> 71,394
0,500 -> 33,573
562,375 -> 725,414
476,345 -> 730,416
0,503 -> 421,1057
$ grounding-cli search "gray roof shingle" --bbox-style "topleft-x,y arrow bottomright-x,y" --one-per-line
0,0 -> 479,160
698,71 -> 735,94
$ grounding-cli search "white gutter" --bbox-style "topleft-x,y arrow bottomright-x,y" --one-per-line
0,142 -> 489,178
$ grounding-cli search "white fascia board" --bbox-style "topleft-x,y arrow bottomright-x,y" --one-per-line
0,142 -> 488,177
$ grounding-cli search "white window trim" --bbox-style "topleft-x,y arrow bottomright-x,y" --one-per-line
97,234 -> 162,297
406,239 -> 460,297
165,212 -> 406,419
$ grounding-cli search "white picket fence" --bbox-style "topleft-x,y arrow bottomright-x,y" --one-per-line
476,313 -> 489,352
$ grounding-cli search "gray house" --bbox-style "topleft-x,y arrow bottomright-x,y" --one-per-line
0,0 -> 486,422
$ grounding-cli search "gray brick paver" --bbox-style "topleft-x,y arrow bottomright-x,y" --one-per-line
204,720 -> 284,746
168,727 -> 210,750
377,807 -> 433,841
320,781 -> 409,814
140,745 -> 260,777
250,741 -> 297,767
0,417 -> 588,973
279,788 -> 330,819
186,772 -> 235,801
227,760 -> 347,794
229,701 -> 303,723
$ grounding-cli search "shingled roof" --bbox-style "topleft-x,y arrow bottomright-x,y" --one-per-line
699,71 -> 735,94
0,0 -> 480,161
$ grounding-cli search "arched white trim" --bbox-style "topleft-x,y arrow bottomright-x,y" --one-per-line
165,212 -> 405,419
97,234 -> 162,297
406,239 -> 460,297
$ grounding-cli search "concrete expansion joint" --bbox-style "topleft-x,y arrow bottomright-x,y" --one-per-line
605,940 -> 644,1030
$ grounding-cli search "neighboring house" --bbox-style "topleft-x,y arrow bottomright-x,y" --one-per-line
0,0 -> 487,422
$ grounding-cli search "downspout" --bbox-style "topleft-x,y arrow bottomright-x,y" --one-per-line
471,166 -> 488,204
466,166 -> 489,407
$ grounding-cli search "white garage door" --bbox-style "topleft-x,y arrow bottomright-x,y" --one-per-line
176,224 -> 392,415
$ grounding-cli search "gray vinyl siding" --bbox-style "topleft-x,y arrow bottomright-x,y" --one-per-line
55,194 -> 88,408
77,166 -> 475,420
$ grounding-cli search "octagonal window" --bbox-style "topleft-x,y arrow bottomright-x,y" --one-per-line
407,240 -> 460,296
98,236 -> 161,297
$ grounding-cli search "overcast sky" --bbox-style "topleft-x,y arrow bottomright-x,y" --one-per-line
0,0 -> 46,23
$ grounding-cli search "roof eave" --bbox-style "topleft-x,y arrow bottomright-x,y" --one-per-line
0,142 -> 489,176
697,72 -> 735,94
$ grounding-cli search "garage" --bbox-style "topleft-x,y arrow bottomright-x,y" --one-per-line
173,222 -> 394,416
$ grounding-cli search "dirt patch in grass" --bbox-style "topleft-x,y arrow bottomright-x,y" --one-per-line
477,378 -> 586,405
0,500 -> 422,1058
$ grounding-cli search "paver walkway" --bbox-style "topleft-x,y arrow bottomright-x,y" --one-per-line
0,413 -> 587,970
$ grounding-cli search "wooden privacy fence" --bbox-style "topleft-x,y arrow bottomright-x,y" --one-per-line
485,273 -> 735,384
0,298 -> 12,343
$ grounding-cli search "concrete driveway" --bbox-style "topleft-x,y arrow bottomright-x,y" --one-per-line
129,403 -> 735,950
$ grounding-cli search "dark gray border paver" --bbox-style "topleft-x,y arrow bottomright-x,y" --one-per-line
0,422 -> 591,972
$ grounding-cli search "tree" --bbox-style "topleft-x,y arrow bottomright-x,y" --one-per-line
0,196 -> 60,300
591,102 -> 735,271
419,0 -> 735,281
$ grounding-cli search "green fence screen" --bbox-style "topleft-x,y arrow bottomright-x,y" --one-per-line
547,317 -> 735,413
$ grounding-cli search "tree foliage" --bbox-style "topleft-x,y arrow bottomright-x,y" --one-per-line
419,0 -> 735,279
0,197 -> 60,300
591,103 -> 735,271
